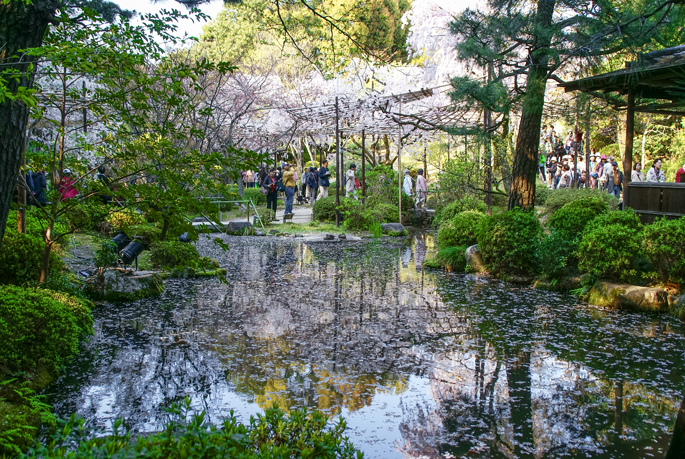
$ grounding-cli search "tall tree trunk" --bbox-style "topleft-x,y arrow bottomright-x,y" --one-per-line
494,114 -> 512,194
507,0 -> 556,211
0,1 -> 56,247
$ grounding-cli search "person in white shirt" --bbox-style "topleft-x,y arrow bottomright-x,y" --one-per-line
345,164 -> 357,198
402,169 -> 413,197
631,162 -> 645,182
646,159 -> 665,182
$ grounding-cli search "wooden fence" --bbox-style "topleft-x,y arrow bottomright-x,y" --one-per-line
627,182 -> 685,224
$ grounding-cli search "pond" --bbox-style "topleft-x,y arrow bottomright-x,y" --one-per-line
49,234 -> 685,458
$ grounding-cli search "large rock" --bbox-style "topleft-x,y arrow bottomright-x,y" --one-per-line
87,269 -> 164,301
381,223 -> 406,236
465,245 -> 485,273
586,280 -> 669,313
412,208 -> 427,224
225,221 -> 253,235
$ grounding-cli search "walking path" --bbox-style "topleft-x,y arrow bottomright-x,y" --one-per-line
190,204 -> 313,230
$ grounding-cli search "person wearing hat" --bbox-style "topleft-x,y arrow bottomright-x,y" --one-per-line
59,169 -> 78,201
402,169 -> 413,197
345,163 -> 357,198
604,161 -> 624,198
416,169 -> 428,208
281,163 -> 296,216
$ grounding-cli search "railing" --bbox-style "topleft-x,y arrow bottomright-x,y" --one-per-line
626,182 -> 685,224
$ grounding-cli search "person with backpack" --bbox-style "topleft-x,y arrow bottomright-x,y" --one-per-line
31,170 -> 47,206
261,168 -> 279,218
281,163 -> 296,216
306,167 -> 318,204
317,160 -> 331,201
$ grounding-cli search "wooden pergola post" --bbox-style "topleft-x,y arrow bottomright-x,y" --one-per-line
398,97 -> 402,224
362,130 -> 366,203
624,89 -> 635,208
335,97 -> 340,227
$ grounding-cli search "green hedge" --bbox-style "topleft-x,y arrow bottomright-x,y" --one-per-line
150,241 -> 200,269
437,210 -> 485,249
0,231 -> 64,285
26,399 -> 361,459
577,223 -> 642,282
0,285 -> 93,375
543,188 -> 619,216
476,209 -> 542,276
642,217 -> 685,284
244,187 -> 267,206
547,197 -> 609,239
313,196 -> 338,222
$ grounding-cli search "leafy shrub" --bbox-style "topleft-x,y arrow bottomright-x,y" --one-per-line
150,241 -> 200,269
25,398 -> 361,459
127,224 -> 163,244
0,231 -> 64,285
313,196 -> 338,222
642,217 -> 685,284
94,241 -> 118,269
547,197 -> 609,239
538,231 -> 579,279
369,221 -> 382,238
5,206 -> 68,240
243,187 -> 267,206
253,207 -> 275,226
584,209 -> 641,234
438,211 -> 485,249
435,199 -> 486,226
577,224 -> 642,282
475,209 -> 542,275
0,285 -> 93,375
106,208 -> 146,233
0,380 -> 56,457
424,246 -> 467,272
535,185 -> 551,206
65,201 -> 109,233
543,188 -> 619,216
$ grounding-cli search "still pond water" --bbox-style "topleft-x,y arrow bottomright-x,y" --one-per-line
49,235 -> 685,458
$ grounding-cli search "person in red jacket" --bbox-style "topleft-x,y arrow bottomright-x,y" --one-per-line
676,163 -> 685,183
59,169 -> 78,201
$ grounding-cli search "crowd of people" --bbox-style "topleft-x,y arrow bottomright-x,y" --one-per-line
539,125 -> 684,199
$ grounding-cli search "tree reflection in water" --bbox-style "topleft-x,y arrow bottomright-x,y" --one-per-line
49,236 -> 685,458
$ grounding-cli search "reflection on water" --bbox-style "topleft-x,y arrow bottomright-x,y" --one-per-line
49,235 -> 685,458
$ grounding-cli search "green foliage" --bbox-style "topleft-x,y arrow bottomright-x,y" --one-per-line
538,231 -> 579,279
0,380 -> 57,457
577,224 -> 642,282
535,185 -> 551,206
599,143 -> 619,158
547,197 -> 609,239
94,240 -> 118,269
642,217 -> 685,284
435,159 -> 488,222
26,398 -> 362,459
0,285 -> 93,376
150,241 -> 201,270
584,209 -> 642,234
369,221 -> 382,238
243,188 -> 267,206
253,207 -> 275,227
543,188 -> 619,216
127,224 -> 163,244
438,210 -> 485,249
106,209 -> 146,234
0,231 -> 63,285
475,209 -> 542,275
313,197 -> 338,222
435,199 -> 486,227
430,246 -> 467,272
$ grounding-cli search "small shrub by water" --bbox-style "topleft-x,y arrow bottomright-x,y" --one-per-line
642,217 -> 685,284
150,241 -> 201,269
106,209 -> 146,233
476,209 -> 542,276
543,188 -> 619,216
25,398 -> 362,459
313,196 -> 338,222
0,380 -> 56,456
584,208 -> 641,234
438,210 -> 484,249
538,231 -> 579,279
577,223 -> 642,282
243,187 -> 267,206
547,197 -> 609,239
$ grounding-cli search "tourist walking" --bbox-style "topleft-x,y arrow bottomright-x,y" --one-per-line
646,159 -> 665,182
281,164 -> 296,216
345,163 -> 357,198
245,170 -> 255,188
632,163 -> 645,182
596,155 -> 608,190
605,161 -> 624,199
262,168 -> 279,218
318,160 -> 331,200
96,165 -> 112,204
31,170 -> 47,205
416,169 -> 428,208
402,169 -> 413,196
59,169 -> 78,201
306,167 -> 318,204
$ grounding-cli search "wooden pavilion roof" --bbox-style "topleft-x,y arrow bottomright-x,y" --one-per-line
558,45 -> 685,115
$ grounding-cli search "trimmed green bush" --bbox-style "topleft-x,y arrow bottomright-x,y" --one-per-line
425,246 -> 467,272
25,398 -> 361,459
244,187 -> 267,206
0,285 -> 93,375
547,197 -> 609,239
435,199 -> 486,226
127,224 -> 163,244
313,196 -> 338,222
106,209 -> 146,233
150,241 -> 200,269
543,188 -> 619,216
577,224 -> 642,282
584,208 -> 641,234
438,211 -> 485,249
535,185 -> 551,206
538,231 -> 579,279
0,231 -> 64,285
475,209 -> 542,275
642,217 -> 685,284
